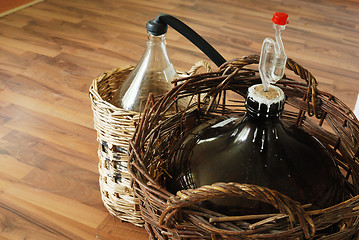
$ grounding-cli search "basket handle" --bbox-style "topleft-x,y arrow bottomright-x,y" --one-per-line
160,182 -> 315,238
186,60 -> 212,76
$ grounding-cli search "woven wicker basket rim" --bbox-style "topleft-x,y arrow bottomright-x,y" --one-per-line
128,55 -> 359,239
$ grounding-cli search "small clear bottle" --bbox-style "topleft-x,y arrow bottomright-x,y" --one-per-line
111,18 -> 178,111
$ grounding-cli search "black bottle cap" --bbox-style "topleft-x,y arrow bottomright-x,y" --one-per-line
245,84 -> 286,119
146,14 -> 168,36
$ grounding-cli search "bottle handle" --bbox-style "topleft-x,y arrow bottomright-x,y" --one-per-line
148,13 -> 226,67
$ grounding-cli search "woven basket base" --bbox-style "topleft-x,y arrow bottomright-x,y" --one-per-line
90,62 -> 212,227
98,142 -> 143,226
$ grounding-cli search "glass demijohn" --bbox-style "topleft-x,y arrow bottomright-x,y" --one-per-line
166,13 -> 344,215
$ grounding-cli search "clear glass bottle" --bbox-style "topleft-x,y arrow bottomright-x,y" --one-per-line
111,20 -> 178,111
167,84 -> 344,215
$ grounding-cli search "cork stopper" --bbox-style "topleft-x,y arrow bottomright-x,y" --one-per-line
254,85 -> 279,100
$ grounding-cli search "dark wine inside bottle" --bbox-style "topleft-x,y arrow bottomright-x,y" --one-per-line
167,84 -> 344,216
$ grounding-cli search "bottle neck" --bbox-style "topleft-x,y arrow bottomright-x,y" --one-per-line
246,97 -> 283,121
145,32 -> 168,60
245,84 -> 285,121
147,32 -> 166,45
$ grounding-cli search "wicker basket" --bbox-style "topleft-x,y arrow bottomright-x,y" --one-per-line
128,55 -> 359,239
89,61 -> 212,226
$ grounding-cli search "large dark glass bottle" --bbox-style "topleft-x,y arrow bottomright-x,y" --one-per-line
167,84 -> 344,215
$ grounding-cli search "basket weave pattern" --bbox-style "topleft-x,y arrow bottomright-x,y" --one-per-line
128,55 -> 359,239
89,62 -> 212,226
89,66 -> 144,225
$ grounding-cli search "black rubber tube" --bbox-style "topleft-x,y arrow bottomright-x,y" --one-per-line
151,13 -> 227,67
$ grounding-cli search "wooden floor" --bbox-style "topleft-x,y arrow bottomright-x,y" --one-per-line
0,0 -> 358,239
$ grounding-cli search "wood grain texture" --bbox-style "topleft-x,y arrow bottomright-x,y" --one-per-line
0,0 -> 43,17
0,0 -> 358,239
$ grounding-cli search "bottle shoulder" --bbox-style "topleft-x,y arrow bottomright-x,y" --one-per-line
190,115 -> 335,160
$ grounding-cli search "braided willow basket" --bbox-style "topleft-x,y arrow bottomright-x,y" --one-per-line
128,55 -> 359,239
89,61 -> 211,226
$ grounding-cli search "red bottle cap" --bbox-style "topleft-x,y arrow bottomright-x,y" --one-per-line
272,12 -> 289,25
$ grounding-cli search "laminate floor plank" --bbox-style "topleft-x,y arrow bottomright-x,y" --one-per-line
0,0 -> 358,239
